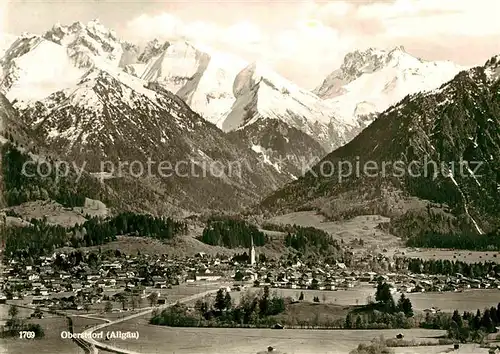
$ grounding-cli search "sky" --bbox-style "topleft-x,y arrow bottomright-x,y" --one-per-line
3,0 -> 500,88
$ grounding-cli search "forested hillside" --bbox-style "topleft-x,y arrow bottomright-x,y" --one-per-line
200,216 -> 267,248
4,212 -> 187,260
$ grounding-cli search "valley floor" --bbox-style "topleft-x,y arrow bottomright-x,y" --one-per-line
267,211 -> 500,264
227,286 -> 500,313
2,285 -> 499,354
3,210 -> 499,354
100,323 -> 450,354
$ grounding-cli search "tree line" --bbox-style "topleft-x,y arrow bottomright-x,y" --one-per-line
406,229 -> 500,251
5,212 -> 187,260
283,225 -> 343,262
262,222 -> 343,257
402,257 -> 500,278
5,220 -> 69,260
151,286 -> 285,328
201,220 -> 346,263
102,212 -> 188,241
345,282 -> 414,330
200,216 -> 267,248
421,302 -> 500,343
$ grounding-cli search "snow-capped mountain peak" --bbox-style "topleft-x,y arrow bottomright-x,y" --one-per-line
314,46 -> 465,126
129,40 -> 248,126
228,60 -> 333,126
221,60 -> 356,150
43,19 -> 131,68
44,19 -> 118,45
485,55 -> 500,82
0,35 -> 88,103
315,46 -> 425,99
232,61 -> 276,96
1,20 -> 140,105
127,44 -> 352,150
233,61 -> 321,101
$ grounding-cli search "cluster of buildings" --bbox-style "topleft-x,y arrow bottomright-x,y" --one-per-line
240,262 -> 500,295
1,240 -> 500,311
0,253 -> 180,308
0,240 -> 259,310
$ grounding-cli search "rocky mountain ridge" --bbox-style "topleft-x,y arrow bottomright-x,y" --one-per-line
314,46 -> 465,127
261,54 -> 500,239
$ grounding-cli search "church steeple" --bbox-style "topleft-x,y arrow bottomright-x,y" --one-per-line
249,235 -> 256,265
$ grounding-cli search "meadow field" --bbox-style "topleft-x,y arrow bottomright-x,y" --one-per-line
227,286 -> 376,307
1,314 -> 83,354
266,212 -> 399,249
392,344 -> 489,354
405,288 -> 500,312
0,304 -> 32,320
148,282 -> 229,305
70,315 -> 106,332
401,248 -> 500,263
266,212 -> 500,265
219,285 -> 500,313
101,318 -> 448,354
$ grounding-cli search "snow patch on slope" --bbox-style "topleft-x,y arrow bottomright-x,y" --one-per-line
140,41 -> 247,126
251,143 -> 282,173
1,37 -> 86,102
445,169 -> 484,235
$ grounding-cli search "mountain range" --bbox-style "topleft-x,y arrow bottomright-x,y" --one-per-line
125,40 -> 464,152
0,21 -> 290,213
0,19 -> 484,226
261,54 -> 500,239
118,36 -> 464,181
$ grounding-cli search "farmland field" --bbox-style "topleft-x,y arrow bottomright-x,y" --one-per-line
405,288 -> 500,312
70,315 -> 106,332
101,318 -> 448,354
222,286 -> 500,313
0,304 -> 32,321
154,282 -> 227,303
227,286 -> 376,307
393,344 -> 489,353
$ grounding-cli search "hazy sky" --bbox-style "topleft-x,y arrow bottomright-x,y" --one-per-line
3,0 -> 500,88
